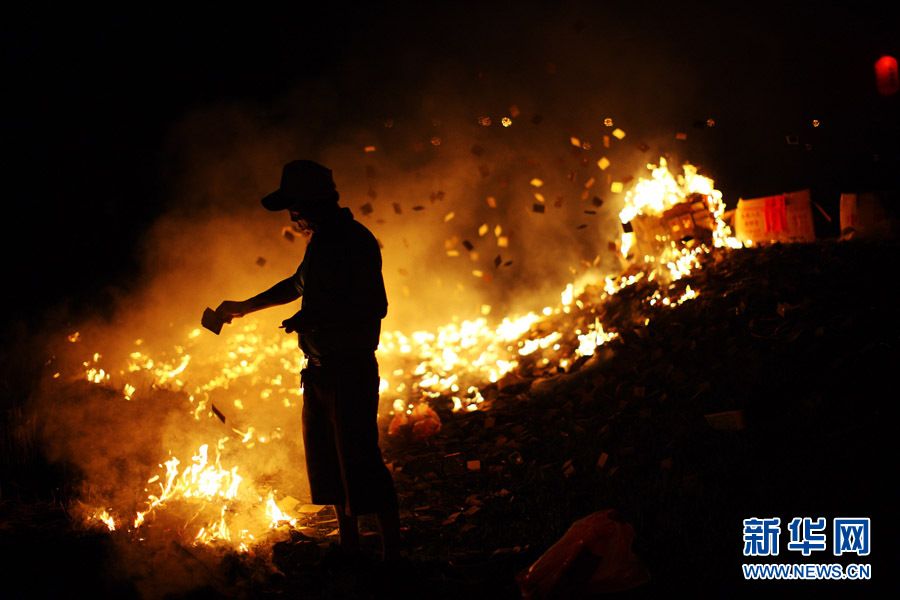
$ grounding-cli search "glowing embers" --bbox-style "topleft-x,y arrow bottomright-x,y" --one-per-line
575,318 -> 617,357
86,507 -> 117,531
84,352 -> 109,384
379,311 -> 543,391
647,284 -> 699,308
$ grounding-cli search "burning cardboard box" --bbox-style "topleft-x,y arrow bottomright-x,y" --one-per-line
617,158 -> 741,263
734,189 -> 815,245
629,193 -> 715,258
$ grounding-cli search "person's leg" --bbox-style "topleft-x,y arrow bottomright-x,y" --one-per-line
376,507 -> 401,561
301,367 -> 347,528
333,355 -> 403,560
334,503 -> 360,555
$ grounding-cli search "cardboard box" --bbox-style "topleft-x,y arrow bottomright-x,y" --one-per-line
734,189 -> 815,244
631,193 -> 714,257
840,192 -> 896,239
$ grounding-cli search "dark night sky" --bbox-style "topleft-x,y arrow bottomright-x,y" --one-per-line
2,2 -> 897,329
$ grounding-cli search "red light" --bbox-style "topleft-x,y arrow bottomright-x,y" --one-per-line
874,55 -> 899,96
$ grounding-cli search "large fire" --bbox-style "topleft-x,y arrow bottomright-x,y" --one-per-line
56,157 -> 741,554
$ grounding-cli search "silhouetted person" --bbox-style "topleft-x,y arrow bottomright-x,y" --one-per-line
215,160 -> 401,564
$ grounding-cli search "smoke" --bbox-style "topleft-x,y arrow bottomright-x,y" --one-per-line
33,0 -> 726,515
103,3 -> 744,330
142,65 -> 713,333
21,5 -> 753,596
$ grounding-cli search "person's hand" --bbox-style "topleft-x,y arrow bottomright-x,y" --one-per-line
215,300 -> 246,323
281,311 -> 313,334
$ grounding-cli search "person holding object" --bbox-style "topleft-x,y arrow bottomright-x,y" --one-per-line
214,160 -> 401,565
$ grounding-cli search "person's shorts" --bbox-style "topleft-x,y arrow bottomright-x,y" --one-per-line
300,353 -> 397,516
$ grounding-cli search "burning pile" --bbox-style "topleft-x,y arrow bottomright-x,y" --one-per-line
47,157 -> 741,554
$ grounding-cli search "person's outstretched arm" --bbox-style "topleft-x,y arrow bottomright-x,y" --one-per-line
216,277 -> 300,322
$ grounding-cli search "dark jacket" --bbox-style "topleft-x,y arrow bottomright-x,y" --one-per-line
291,207 -> 387,357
